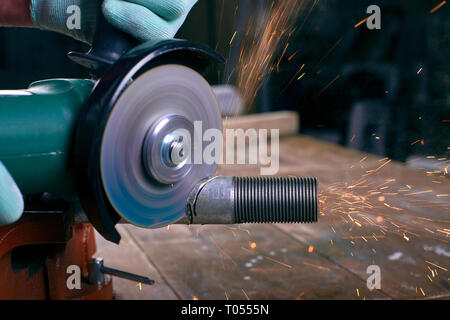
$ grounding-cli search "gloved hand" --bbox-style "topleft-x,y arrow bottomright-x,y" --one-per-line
0,161 -> 24,226
30,0 -> 198,44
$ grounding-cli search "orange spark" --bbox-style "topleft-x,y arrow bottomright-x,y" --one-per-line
430,1 -> 446,13
301,261 -> 331,271
354,17 -> 368,28
419,288 -> 426,296
264,256 -> 293,269
425,261 -> 448,271
241,288 -> 250,300
234,0 -> 304,110
316,75 -> 340,97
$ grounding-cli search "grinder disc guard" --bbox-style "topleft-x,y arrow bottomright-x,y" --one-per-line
74,39 -> 224,243
100,65 -> 221,228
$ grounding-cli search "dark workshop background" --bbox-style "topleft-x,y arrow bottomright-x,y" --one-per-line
0,0 -> 448,166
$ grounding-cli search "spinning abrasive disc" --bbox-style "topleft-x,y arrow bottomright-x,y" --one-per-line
100,65 -> 221,227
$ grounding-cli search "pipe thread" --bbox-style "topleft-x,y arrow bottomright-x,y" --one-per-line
234,177 -> 318,223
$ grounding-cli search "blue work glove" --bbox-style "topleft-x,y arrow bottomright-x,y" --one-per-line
0,161 -> 24,226
30,0 -> 198,44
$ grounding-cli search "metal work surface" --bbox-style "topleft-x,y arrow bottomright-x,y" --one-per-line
96,135 -> 449,300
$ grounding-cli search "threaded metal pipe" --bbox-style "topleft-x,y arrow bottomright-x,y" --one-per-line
234,177 -> 317,223
183,176 -> 318,225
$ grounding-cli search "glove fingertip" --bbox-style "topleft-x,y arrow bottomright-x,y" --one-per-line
169,0 -> 199,20
0,163 -> 24,226
103,1 -> 175,42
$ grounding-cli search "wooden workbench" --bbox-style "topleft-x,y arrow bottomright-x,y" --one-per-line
96,135 -> 449,300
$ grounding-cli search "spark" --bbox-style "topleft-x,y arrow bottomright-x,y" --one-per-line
192,296 -> 199,300
316,38 -> 343,67
229,31 -> 237,45
308,245 -> 314,253
264,256 -> 293,269
250,242 -> 257,249
301,261 -> 331,271
430,1 -> 446,13
209,235 -> 237,267
372,159 -> 392,173
288,50 -> 299,61
297,72 -> 306,80
354,17 -> 368,28
316,75 -> 340,97
276,42 -> 290,71
241,288 -> 250,300
404,190 -> 433,196
234,0 -> 305,110
425,261 -> 448,271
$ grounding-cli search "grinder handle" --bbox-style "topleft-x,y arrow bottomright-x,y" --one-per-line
89,6 -> 140,66
68,1 -> 140,75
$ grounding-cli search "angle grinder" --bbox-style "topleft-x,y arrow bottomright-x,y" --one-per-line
0,10 -> 319,244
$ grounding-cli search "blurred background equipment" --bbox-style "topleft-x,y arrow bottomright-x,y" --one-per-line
1,0 -> 448,165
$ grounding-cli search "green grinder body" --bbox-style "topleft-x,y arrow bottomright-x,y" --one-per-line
0,79 -> 94,200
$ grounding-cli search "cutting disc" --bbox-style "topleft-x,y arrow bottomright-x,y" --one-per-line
100,64 -> 221,228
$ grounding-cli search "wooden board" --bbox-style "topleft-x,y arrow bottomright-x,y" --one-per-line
95,225 -> 178,300
218,136 -> 450,299
122,224 -> 388,300
223,111 -> 299,137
